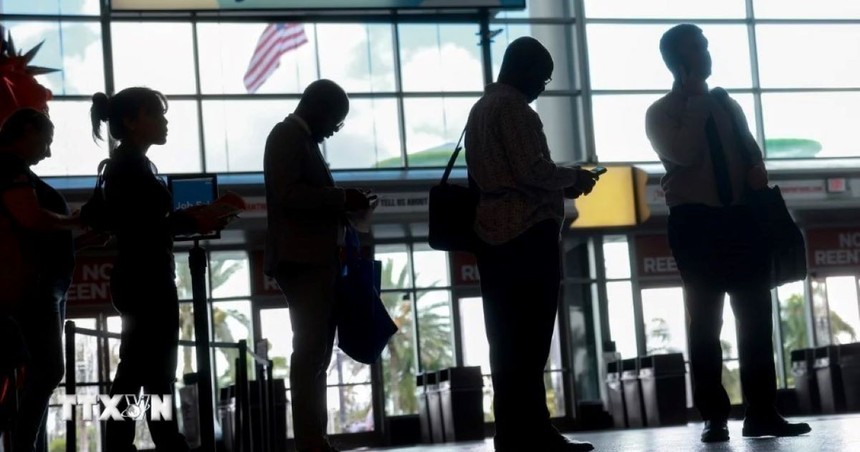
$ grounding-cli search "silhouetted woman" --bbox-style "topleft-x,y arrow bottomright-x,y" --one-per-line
0,108 -> 78,452
91,88 -> 222,452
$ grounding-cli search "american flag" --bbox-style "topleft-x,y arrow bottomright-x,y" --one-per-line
243,23 -> 308,94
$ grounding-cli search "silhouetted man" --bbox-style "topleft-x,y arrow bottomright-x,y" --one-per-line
263,79 -> 371,452
646,24 -> 810,443
466,37 -> 597,452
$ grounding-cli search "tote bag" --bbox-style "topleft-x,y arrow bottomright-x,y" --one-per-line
336,228 -> 398,364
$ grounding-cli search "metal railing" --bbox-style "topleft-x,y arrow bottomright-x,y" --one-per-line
63,320 -> 279,452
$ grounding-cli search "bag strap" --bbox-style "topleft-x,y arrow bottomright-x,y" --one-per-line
343,226 -> 361,262
94,158 -> 110,190
711,87 -> 756,169
440,127 -> 467,185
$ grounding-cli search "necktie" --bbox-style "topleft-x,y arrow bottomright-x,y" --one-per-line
705,114 -> 733,206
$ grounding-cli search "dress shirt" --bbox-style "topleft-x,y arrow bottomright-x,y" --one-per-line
465,83 -> 580,245
645,83 -> 764,208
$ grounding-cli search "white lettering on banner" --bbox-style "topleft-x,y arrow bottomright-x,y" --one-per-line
643,257 -> 677,274
814,249 -> 860,266
66,283 -> 111,302
838,233 -> 860,249
82,263 -> 112,281
263,276 -> 280,292
460,265 -> 480,282
67,262 -> 113,303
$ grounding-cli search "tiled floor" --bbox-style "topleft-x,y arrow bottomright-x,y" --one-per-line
356,414 -> 860,451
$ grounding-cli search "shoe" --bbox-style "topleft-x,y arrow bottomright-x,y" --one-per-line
495,433 -> 593,452
542,431 -> 594,451
701,420 -> 730,443
742,415 -> 811,438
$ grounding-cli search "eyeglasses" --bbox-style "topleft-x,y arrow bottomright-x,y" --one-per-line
544,77 -> 552,86
334,121 -> 345,132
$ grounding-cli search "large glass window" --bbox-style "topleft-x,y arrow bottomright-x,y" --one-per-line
376,243 -> 455,416
0,0 -> 99,15
587,24 -> 752,91
756,25 -> 860,89
202,99 -> 297,173
326,97 -> 402,169
754,0 -> 860,19
583,3 -> 860,162
3,20 -> 104,95
584,0 -> 745,19
397,24 -> 483,93
593,93 -> 757,162
34,100 -> 109,177
146,100 -> 203,174
458,296 -> 566,422
641,287 -> 687,357
761,92 -> 860,159
196,23 -> 317,95
777,281 -> 809,387
258,308 -> 374,436
401,97 -> 475,167
111,22 -> 197,95
606,281 -> 637,359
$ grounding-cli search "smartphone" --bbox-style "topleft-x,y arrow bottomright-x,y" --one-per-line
591,166 -> 608,176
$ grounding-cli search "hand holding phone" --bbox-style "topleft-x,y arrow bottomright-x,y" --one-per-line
571,167 -> 598,196
591,166 -> 608,177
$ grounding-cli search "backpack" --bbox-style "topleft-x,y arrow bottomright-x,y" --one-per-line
79,159 -> 113,233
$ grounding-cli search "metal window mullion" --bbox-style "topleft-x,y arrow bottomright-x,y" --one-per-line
627,237 -> 646,358
190,16 -> 208,173
585,18 -> 749,25
408,244 -> 423,373
392,19 -> 409,168
572,0 -> 597,163
772,288 -> 787,389
804,274 -> 817,348
746,0 -> 767,158
98,0 -> 116,154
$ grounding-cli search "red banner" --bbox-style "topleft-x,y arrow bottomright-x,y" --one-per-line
806,228 -> 860,270
450,251 -> 480,285
633,234 -> 679,277
66,256 -> 114,307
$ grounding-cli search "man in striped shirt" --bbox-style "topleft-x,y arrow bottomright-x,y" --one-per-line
466,37 -> 597,452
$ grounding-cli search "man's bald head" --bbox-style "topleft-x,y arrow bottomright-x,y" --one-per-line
498,37 -> 554,103
296,79 -> 350,142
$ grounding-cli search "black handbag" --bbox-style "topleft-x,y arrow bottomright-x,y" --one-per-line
428,128 -> 479,252
713,88 -> 808,288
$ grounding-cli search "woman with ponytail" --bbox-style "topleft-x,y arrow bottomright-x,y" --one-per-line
90,87 -> 224,452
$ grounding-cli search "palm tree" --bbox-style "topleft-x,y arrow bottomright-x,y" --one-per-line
645,317 -> 682,355
780,293 -> 857,385
379,258 -> 453,415
173,257 -> 252,387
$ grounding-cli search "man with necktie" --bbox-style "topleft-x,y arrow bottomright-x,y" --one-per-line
646,24 -> 810,444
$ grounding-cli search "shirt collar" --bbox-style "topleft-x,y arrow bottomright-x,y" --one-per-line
485,82 -> 528,103
288,113 -> 312,136
671,81 -> 710,98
